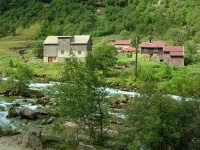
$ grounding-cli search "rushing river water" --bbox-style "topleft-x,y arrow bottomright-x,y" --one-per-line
0,82 -> 138,130
0,82 -> 191,131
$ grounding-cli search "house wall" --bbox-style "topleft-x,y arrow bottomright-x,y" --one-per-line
115,44 -> 130,50
170,57 -> 184,66
56,44 -> 89,62
44,45 -> 57,57
43,56 -> 57,62
141,48 -> 163,54
58,37 -> 71,51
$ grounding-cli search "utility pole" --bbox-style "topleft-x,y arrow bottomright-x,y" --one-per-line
135,36 -> 138,81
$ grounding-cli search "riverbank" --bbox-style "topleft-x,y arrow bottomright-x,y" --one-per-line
0,134 -> 32,150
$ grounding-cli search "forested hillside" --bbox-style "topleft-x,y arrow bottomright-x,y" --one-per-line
1,0 -> 200,43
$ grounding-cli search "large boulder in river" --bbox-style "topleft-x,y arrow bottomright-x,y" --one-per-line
22,126 -> 42,149
8,107 -> 19,118
0,126 -> 3,136
19,107 -> 38,120
0,106 -> 5,112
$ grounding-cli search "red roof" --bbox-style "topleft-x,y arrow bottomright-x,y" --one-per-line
141,41 -> 166,48
170,51 -> 184,56
163,46 -> 184,56
163,46 -> 183,52
115,40 -> 132,45
123,47 -> 136,52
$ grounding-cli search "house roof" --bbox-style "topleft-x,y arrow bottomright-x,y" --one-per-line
43,35 -> 91,45
71,35 -> 91,44
170,51 -> 184,56
163,46 -> 183,52
141,41 -> 166,48
115,40 -> 132,45
163,46 -> 184,56
43,36 -> 58,44
123,47 -> 136,52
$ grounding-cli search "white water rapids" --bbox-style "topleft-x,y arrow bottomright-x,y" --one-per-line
0,82 -> 194,130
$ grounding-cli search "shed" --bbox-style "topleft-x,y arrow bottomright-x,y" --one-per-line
115,40 -> 132,50
161,46 -> 184,66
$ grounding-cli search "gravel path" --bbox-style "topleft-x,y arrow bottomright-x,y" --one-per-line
0,134 -> 32,150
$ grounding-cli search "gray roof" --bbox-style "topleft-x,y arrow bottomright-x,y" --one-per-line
43,35 -> 91,45
43,36 -> 58,44
71,35 -> 91,44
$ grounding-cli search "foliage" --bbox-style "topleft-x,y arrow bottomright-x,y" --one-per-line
0,0 -> 42,37
114,83 -> 200,150
93,41 -> 117,76
184,41 -> 199,65
2,62 -> 33,95
1,0 -> 200,42
55,53 -> 108,144
31,41 -> 44,58
164,28 -> 188,46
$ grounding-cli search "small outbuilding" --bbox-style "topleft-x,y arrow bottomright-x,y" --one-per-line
158,46 -> 184,66
123,47 -> 136,58
115,40 -> 132,50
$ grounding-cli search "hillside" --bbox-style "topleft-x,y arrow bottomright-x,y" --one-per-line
0,0 -> 200,43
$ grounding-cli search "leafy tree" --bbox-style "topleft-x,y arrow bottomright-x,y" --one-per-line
93,41 -> 117,76
115,82 -> 200,150
184,41 -> 198,64
3,62 -> 33,95
55,53 -> 107,144
164,28 -> 188,46
32,41 -> 44,59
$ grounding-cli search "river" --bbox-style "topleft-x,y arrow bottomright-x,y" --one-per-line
0,82 -> 193,131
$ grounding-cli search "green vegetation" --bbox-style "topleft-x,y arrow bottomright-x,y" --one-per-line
1,62 -> 33,95
93,41 -> 117,76
0,0 -> 200,149
114,85 -> 200,150
55,53 -> 107,144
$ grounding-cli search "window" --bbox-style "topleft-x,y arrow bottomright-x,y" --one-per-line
61,50 -> 64,54
78,51 -> 81,54
165,53 -> 170,58
154,49 -> 158,52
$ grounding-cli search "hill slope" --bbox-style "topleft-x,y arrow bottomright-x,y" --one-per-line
0,0 -> 200,43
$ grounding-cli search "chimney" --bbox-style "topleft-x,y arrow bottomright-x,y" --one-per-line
149,36 -> 153,43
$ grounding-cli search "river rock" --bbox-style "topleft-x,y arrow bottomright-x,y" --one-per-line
22,126 -> 42,149
0,126 -> 3,136
41,116 -> 55,125
19,107 -> 38,120
46,116 -> 55,124
78,142 -> 97,150
0,106 -> 5,112
8,107 -> 19,118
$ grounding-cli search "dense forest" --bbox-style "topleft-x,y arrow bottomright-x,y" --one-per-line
1,0 -> 200,43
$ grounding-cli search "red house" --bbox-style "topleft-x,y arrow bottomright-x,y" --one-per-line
141,41 -> 166,56
158,46 -> 184,66
115,40 -> 132,50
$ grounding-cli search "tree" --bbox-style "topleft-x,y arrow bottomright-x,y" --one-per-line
115,82 -> 200,150
55,53 -> 107,144
93,41 -> 117,76
184,41 -> 198,64
164,28 -> 188,46
3,62 -> 33,95
32,41 -> 44,59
